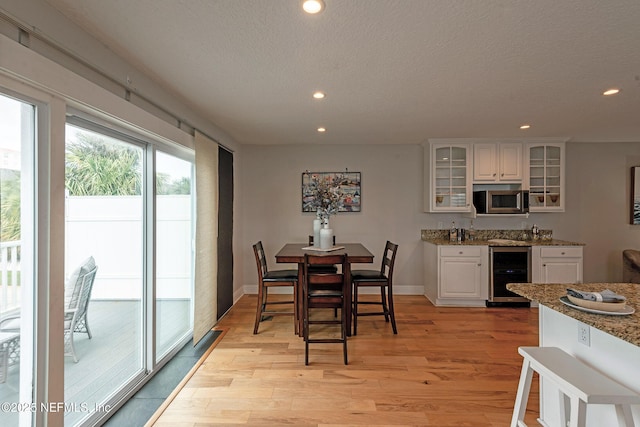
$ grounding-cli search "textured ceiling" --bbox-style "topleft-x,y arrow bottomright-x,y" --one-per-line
43,0 -> 640,145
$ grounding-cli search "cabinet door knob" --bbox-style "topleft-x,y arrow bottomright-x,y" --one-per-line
493,173 -> 496,177
458,251 -> 463,254
543,263 -> 547,267
561,252 -> 565,255
477,263 -> 481,266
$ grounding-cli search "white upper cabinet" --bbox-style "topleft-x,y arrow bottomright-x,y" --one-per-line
526,141 -> 566,212
424,140 -> 472,212
424,138 -> 566,213
473,142 -> 522,182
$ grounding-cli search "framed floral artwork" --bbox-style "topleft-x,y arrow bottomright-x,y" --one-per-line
302,171 -> 361,213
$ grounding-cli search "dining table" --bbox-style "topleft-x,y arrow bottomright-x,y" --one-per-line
275,243 -> 375,337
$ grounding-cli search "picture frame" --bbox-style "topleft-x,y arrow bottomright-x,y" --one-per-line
302,171 -> 361,213
632,166 -> 640,225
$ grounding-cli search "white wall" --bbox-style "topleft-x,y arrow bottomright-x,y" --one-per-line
241,144 -> 426,294
564,142 -> 640,282
241,141 -> 640,293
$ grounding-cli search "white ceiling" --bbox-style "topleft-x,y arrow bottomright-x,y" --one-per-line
43,0 -> 640,145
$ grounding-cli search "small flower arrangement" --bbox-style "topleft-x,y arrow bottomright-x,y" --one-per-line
304,172 -> 345,219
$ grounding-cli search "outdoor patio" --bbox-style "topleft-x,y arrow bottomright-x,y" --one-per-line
0,298 -> 190,426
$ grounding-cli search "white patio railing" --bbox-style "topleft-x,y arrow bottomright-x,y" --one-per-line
0,240 -> 21,315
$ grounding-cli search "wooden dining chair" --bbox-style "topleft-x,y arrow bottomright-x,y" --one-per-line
253,241 -> 298,334
306,235 -> 339,274
303,253 -> 349,365
351,241 -> 398,335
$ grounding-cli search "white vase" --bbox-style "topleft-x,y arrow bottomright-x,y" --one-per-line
320,219 -> 333,249
312,215 -> 322,247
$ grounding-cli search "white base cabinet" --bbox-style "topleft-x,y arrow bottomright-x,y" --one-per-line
531,246 -> 583,284
424,244 -> 489,306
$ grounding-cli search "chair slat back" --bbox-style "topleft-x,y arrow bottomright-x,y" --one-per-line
73,266 -> 98,321
253,241 -> 269,277
380,241 -> 399,279
304,254 -> 347,286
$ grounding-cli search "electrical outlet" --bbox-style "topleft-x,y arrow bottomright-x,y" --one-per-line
578,323 -> 590,346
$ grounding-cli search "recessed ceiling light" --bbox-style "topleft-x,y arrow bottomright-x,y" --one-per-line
313,91 -> 325,99
603,88 -> 620,96
317,127 -> 326,133
520,124 -> 531,130
302,0 -> 324,14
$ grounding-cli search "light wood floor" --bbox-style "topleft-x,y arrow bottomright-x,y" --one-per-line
152,295 -> 540,426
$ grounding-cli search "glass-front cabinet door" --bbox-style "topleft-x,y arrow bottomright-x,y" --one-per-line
425,142 -> 471,212
527,143 -> 565,211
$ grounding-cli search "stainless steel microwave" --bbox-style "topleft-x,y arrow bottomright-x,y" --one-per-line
473,190 -> 529,214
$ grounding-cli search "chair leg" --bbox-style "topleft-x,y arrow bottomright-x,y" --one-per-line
253,283 -> 266,334
0,349 -> 7,384
85,315 -> 92,339
387,287 -> 397,334
342,296 -> 348,365
293,283 -> 299,335
352,284 -> 359,336
380,287 -> 390,322
304,292 -> 309,366
65,330 -> 79,363
77,315 -> 92,339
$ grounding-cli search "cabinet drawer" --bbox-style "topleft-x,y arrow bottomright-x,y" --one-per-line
540,247 -> 582,258
440,246 -> 483,257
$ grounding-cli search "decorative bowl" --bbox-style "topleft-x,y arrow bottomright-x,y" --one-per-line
567,295 -> 626,312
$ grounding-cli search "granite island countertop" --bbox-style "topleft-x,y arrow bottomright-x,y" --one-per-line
507,282 -> 640,347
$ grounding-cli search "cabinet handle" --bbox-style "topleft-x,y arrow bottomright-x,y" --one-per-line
493,173 -> 496,177
543,263 -> 546,267
561,252 -> 565,255
477,263 -> 481,266
501,173 -> 504,177
459,251 -> 463,254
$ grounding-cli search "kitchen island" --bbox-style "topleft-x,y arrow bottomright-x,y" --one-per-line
507,282 -> 640,426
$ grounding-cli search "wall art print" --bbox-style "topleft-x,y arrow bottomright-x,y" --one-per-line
302,171 -> 361,213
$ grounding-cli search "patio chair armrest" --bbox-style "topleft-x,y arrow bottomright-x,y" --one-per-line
0,315 -> 20,332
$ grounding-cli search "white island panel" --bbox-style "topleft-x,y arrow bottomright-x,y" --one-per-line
539,305 -> 640,426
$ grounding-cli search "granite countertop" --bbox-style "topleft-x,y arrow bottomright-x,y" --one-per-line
421,237 -> 583,246
421,229 -> 584,246
507,283 -> 640,347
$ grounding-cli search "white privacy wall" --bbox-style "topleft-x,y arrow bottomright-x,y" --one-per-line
240,141 -> 640,295
65,195 -> 192,300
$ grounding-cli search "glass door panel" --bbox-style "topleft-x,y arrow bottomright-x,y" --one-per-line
64,124 -> 144,426
433,145 -> 468,210
528,145 -> 562,209
0,93 -> 35,427
155,151 -> 193,361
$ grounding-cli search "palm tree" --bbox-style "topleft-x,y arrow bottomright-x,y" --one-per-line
0,169 -> 21,241
65,133 -> 142,196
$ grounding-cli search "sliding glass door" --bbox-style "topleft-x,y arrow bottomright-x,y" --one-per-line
62,119 -> 195,426
0,93 -> 36,427
64,124 -> 146,426
155,152 -> 194,361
